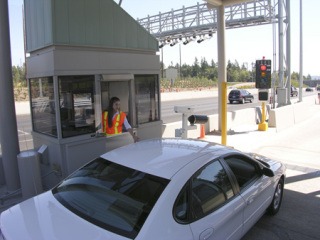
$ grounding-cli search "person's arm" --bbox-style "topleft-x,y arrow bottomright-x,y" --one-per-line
127,128 -> 139,142
123,117 -> 139,142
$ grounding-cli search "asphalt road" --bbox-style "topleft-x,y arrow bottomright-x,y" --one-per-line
162,93 -> 261,123
161,91 -> 315,123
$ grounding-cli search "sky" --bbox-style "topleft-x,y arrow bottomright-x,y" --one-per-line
7,0 -> 320,77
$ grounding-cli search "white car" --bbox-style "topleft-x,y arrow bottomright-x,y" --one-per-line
0,138 -> 286,240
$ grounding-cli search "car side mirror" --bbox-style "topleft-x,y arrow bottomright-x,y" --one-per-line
262,167 -> 274,177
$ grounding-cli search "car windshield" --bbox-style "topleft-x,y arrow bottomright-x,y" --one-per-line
52,157 -> 169,239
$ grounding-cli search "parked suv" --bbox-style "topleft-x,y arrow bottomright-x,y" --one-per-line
228,89 -> 254,104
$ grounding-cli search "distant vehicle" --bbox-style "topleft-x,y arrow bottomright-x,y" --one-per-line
316,86 -> 320,91
291,86 -> 298,97
0,138 -> 286,240
306,87 -> 314,92
228,89 -> 254,104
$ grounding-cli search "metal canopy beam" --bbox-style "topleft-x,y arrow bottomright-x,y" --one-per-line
138,1 -> 274,44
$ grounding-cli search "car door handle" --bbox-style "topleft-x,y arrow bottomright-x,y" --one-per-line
247,195 -> 255,205
200,228 -> 214,240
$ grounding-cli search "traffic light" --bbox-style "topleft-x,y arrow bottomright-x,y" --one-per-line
255,59 -> 271,89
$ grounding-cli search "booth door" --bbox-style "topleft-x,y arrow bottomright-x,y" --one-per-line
100,80 -> 133,127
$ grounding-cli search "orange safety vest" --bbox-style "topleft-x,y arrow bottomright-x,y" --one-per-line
102,111 -> 126,136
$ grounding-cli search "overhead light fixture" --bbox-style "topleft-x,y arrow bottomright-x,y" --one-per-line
207,31 -> 215,38
170,39 -> 178,47
183,37 -> 191,45
159,41 -> 166,48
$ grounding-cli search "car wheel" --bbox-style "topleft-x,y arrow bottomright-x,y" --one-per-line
229,100 -> 233,104
267,178 -> 284,215
249,99 -> 252,103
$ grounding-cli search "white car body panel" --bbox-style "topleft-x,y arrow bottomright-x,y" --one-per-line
0,139 -> 285,240
240,176 -> 274,234
190,195 -> 245,240
0,191 -> 129,240
102,139 -> 226,179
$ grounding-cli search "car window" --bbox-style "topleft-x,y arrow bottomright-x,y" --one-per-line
174,160 -> 234,222
174,185 -> 189,222
224,155 -> 260,190
52,158 -> 169,239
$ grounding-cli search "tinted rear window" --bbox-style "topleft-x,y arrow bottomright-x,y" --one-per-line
52,158 -> 169,239
230,90 -> 240,95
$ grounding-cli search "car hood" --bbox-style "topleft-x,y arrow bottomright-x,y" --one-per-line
0,191 -> 129,240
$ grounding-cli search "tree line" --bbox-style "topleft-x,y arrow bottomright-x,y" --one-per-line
161,57 -> 312,84
12,64 -> 27,88
12,59 -> 312,87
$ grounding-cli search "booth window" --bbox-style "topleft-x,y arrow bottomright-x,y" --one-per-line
30,77 -> 57,137
135,75 -> 159,124
58,75 -> 95,138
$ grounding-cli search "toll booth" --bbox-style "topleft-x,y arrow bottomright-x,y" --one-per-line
24,0 -> 161,188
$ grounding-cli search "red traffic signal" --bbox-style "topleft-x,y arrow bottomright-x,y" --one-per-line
260,65 -> 267,71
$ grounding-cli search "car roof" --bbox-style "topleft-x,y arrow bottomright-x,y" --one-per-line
100,138 -> 234,179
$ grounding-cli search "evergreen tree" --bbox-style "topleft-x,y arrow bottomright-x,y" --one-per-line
12,64 -> 26,87
192,57 -> 200,77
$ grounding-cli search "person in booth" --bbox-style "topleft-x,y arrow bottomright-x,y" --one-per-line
102,97 -> 139,142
